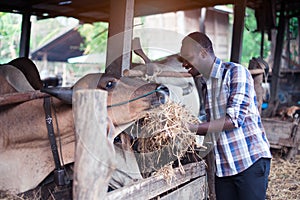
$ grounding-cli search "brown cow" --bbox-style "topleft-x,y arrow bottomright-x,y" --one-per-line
0,64 -> 169,193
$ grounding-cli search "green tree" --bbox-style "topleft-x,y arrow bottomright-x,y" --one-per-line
77,22 -> 108,54
241,8 -> 271,66
0,12 -> 21,63
287,17 -> 299,64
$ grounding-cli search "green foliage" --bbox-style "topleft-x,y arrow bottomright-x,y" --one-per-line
77,22 -> 108,54
288,17 -> 299,62
241,8 -> 271,66
0,13 -> 80,63
31,17 -> 79,50
0,12 -> 22,63
33,18 -> 65,48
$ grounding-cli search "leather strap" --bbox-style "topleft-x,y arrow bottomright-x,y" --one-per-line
43,96 -> 62,170
43,96 -> 68,186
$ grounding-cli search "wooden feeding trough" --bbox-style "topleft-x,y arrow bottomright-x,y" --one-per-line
106,161 -> 207,200
73,89 -> 207,200
262,118 -> 300,161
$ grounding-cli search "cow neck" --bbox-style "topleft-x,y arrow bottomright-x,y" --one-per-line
43,96 -> 69,186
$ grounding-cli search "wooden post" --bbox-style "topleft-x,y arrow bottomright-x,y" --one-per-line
19,12 -> 31,58
267,1 -> 286,117
73,90 -> 115,199
230,0 -> 246,63
105,0 -> 135,76
199,8 -> 206,33
206,151 -> 216,200
252,73 -> 264,114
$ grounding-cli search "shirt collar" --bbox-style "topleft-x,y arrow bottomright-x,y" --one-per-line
210,57 -> 222,79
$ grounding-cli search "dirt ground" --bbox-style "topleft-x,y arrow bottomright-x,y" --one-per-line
266,154 -> 300,200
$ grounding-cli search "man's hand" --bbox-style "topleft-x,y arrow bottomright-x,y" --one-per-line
185,122 -> 207,136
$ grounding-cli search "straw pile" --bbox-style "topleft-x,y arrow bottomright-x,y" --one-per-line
0,189 -> 41,200
136,101 -> 200,152
266,154 -> 300,200
132,101 -> 205,177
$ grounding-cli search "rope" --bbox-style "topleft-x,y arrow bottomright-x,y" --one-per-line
107,88 -> 162,108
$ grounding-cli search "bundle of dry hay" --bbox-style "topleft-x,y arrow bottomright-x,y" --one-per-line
266,154 -> 300,200
132,101 -> 206,178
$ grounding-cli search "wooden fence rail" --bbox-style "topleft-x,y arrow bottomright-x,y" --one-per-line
72,89 -> 207,200
106,161 -> 207,200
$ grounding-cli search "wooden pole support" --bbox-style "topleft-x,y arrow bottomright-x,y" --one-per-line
73,89 -> 115,199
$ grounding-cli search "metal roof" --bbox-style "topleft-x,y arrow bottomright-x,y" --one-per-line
0,0 -> 299,24
0,0 -> 231,23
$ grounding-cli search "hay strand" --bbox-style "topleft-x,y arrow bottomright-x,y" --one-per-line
132,101 -> 206,177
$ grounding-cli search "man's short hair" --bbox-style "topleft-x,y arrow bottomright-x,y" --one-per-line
183,32 -> 214,55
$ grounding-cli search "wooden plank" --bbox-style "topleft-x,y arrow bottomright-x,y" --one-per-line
160,177 -> 206,200
73,90 -> 115,199
106,161 -> 206,200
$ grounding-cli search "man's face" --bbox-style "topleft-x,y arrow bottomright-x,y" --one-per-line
180,41 -> 201,77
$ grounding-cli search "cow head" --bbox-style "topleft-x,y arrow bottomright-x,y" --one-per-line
98,74 -> 169,125
42,73 -> 169,126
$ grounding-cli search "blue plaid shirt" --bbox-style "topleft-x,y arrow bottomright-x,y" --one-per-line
204,57 -> 272,177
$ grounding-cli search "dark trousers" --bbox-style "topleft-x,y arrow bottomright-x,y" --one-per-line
215,158 -> 271,200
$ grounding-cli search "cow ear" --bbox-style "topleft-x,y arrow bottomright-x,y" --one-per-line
41,87 -> 73,104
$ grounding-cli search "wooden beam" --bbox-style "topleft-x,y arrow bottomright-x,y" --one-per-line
230,0 -> 246,63
105,0 -> 134,76
19,12 -> 31,58
0,91 -> 49,106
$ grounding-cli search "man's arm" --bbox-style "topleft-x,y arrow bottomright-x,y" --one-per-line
188,115 -> 236,135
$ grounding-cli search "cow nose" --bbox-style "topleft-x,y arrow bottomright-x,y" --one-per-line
156,85 -> 169,104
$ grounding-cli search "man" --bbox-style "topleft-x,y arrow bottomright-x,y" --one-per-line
180,32 -> 272,200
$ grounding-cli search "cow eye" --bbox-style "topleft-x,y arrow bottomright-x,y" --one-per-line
105,80 -> 116,89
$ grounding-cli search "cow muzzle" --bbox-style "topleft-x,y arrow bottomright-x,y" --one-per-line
155,85 -> 169,105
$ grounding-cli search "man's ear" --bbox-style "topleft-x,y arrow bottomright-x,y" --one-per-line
199,49 -> 207,59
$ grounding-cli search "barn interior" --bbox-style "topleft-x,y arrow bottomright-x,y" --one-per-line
0,0 -> 299,109
0,0 -> 300,199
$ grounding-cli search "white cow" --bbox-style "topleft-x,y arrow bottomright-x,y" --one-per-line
125,54 -> 200,117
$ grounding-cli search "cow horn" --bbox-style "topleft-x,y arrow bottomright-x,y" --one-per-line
41,87 -> 73,104
182,82 -> 193,96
